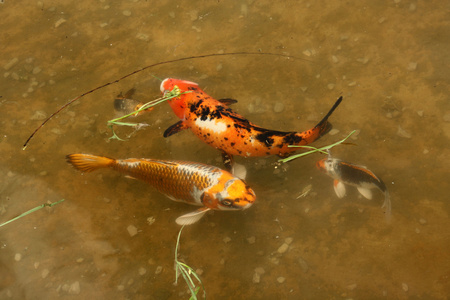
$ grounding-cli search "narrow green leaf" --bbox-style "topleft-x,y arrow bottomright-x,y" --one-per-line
279,130 -> 356,163
0,199 -> 65,228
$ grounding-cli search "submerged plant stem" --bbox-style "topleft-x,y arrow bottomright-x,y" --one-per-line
174,225 -> 206,300
279,130 -> 356,163
107,86 -> 190,140
0,199 -> 65,228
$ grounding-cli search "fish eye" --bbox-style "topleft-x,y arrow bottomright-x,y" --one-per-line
221,199 -> 233,206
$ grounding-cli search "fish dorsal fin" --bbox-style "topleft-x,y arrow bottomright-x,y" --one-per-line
132,159 -> 178,168
357,186 -> 373,199
333,180 -> 346,198
175,208 -> 211,225
218,98 -> 238,106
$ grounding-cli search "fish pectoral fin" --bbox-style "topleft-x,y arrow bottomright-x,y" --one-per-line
124,175 -> 137,180
163,121 -> 188,138
218,98 -> 238,106
231,162 -> 247,180
357,186 -> 373,200
333,180 -> 346,198
176,208 -> 211,226
221,152 -> 234,171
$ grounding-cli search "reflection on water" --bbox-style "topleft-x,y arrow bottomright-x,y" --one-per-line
1,0 -> 449,299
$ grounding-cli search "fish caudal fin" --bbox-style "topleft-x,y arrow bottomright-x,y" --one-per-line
176,208 -> 211,225
66,154 -> 115,173
314,96 -> 343,136
382,191 -> 392,222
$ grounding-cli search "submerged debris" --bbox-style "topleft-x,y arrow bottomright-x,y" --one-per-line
397,126 -> 412,138
127,225 -> 138,237
252,267 -> 265,283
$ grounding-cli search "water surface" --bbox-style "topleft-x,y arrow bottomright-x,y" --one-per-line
1,0 -> 449,299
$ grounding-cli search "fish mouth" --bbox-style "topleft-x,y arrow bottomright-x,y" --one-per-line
160,78 -> 168,93
242,202 -> 253,210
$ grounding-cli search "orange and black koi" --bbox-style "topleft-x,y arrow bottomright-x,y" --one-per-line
23,52 -> 303,149
66,154 -> 256,225
316,156 -> 391,221
161,78 -> 343,167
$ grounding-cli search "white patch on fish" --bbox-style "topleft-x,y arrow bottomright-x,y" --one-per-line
194,117 -> 227,134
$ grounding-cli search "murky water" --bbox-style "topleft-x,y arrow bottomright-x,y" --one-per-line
1,0 -> 449,299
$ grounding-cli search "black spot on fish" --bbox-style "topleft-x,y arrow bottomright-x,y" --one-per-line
282,132 -> 302,145
199,105 -> 211,121
231,142 -> 235,147
255,131 -> 276,147
189,99 -> 204,113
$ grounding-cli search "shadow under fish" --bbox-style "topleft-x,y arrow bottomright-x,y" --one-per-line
66,154 -> 256,225
316,154 -> 391,221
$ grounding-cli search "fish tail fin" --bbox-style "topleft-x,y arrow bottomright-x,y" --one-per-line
314,96 -> 343,136
294,96 -> 343,145
66,154 -> 115,173
382,190 -> 392,223
313,96 -> 342,139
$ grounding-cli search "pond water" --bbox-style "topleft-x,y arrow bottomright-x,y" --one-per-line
1,0 -> 449,299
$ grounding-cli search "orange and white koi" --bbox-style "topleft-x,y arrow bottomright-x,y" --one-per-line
66,154 -> 256,225
316,156 -> 391,220
160,78 -> 343,168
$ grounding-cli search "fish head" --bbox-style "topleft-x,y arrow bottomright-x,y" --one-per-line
316,157 -> 341,179
316,158 -> 328,172
160,78 -> 200,120
201,177 -> 256,211
160,78 -> 199,92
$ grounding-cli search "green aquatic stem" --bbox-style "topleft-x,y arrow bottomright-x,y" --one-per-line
108,125 -> 126,141
174,225 -> 206,300
107,86 -> 191,140
0,199 -> 65,228
279,130 -> 357,163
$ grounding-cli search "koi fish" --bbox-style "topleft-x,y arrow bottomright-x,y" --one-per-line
316,156 -> 391,220
160,78 -> 343,169
114,88 -> 154,117
66,154 -> 256,225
